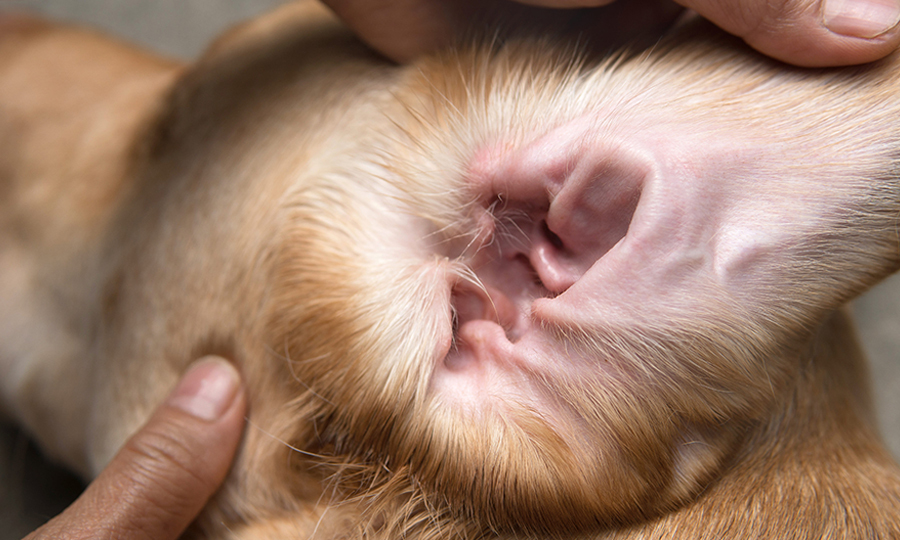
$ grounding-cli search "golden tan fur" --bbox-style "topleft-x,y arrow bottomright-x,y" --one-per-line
1,2 -> 899,538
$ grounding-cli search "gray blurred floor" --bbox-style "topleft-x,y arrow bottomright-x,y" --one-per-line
3,0 -> 287,59
853,275 -> 900,456
1,1 -> 899,537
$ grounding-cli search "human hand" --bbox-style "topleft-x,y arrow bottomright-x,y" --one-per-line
24,357 -> 246,540
322,0 -> 900,66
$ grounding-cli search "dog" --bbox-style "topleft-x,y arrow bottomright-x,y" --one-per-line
1,2 -> 899,538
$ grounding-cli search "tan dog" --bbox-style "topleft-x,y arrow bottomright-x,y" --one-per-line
1,2 -> 899,538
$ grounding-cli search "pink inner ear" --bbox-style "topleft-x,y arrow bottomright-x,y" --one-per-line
434,121 -> 654,407
539,156 -> 643,293
445,121 -> 647,363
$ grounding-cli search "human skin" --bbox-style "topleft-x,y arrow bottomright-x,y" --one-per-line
23,358 -> 246,540
322,0 -> 900,65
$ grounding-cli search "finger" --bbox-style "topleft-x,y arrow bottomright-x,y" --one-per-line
322,0 -> 682,62
322,0 -> 481,62
512,0 -> 617,5
679,0 -> 900,66
26,357 -> 246,540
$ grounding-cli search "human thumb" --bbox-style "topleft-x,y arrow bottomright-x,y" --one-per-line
679,0 -> 900,66
26,357 -> 246,540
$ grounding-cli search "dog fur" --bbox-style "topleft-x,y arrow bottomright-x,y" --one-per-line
1,2 -> 899,538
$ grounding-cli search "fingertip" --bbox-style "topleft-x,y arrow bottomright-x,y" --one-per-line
823,0 -> 900,39
748,20 -> 900,67
71,357 -> 247,540
815,0 -> 900,65
683,0 -> 900,66
167,356 -> 243,421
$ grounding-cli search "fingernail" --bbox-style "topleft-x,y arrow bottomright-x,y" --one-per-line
168,357 -> 241,421
824,0 -> 900,38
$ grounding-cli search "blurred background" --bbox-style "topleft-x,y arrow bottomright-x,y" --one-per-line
1,1 -> 898,537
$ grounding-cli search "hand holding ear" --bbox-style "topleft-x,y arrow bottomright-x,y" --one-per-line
25,357 -> 246,540
323,0 -> 900,66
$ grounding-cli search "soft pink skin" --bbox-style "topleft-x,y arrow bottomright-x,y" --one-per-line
432,116 -> 658,414
429,110 -> 814,417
